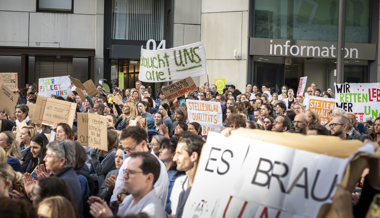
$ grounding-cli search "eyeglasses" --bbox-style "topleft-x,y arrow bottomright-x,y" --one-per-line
123,169 -> 143,176
292,121 -> 305,124
329,123 -> 344,128
124,144 -> 139,153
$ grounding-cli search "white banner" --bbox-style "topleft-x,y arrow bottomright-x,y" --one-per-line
335,83 -> 380,122
38,76 -> 71,98
186,100 -> 222,135
183,132 -> 356,218
139,41 -> 208,82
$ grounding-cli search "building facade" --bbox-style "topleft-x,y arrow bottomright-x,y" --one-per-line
201,0 -> 380,92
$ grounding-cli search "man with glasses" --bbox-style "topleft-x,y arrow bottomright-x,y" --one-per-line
110,126 -> 168,210
329,115 -> 350,140
89,152 -> 166,218
293,113 -> 307,134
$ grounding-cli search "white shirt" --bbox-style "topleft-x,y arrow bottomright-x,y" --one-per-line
111,151 -> 169,208
117,189 -> 166,218
170,175 -> 188,217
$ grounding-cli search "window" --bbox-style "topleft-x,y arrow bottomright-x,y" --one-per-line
37,0 -> 73,13
112,0 -> 165,40
254,0 -> 370,43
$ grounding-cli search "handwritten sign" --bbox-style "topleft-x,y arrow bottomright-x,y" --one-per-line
214,79 -> 225,94
335,83 -> 380,122
0,73 -> 18,91
139,41 -> 207,82
161,77 -> 197,101
306,96 -> 335,125
38,76 -> 71,98
32,96 -> 76,127
184,130 -> 364,218
77,113 -> 107,151
0,85 -> 19,116
297,76 -> 307,97
186,100 -> 222,135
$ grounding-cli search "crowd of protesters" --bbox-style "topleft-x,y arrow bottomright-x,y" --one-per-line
0,79 -> 379,218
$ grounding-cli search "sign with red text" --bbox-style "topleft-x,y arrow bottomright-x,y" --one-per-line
139,41 -> 207,82
335,83 -> 380,122
306,96 -> 335,125
161,77 -> 197,101
38,76 -> 71,98
186,100 -> 222,135
296,76 -> 307,97
183,131 -> 362,218
0,73 -> 18,91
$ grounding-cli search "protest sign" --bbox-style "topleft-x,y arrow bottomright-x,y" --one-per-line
296,76 -> 307,97
0,85 -> 19,116
0,73 -> 18,91
112,95 -> 124,105
183,130 -> 364,218
306,96 -> 335,125
161,77 -> 197,101
214,79 -> 225,94
38,76 -> 71,98
83,80 -> 98,97
27,103 -> 36,122
186,100 -> 222,135
69,76 -> 85,90
335,83 -> 380,122
139,41 -> 207,82
32,96 -> 76,127
77,113 -> 107,151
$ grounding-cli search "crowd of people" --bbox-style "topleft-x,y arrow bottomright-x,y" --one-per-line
0,79 -> 379,218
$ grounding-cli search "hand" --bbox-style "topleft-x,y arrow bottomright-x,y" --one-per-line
52,123 -> 58,132
105,175 -> 116,192
331,184 -> 354,218
34,164 -> 50,179
10,190 -> 24,199
22,173 -> 36,196
159,124 -> 169,136
88,196 -> 113,218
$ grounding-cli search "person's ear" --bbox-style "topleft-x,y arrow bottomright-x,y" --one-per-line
58,157 -> 66,168
190,152 -> 198,162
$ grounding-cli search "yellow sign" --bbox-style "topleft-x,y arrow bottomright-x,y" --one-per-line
214,79 -> 225,94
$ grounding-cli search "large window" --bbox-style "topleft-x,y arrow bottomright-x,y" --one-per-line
254,0 -> 370,43
37,0 -> 73,13
112,0 -> 165,40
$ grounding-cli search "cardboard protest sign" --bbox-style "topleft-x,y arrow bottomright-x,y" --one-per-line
0,85 -> 19,116
335,83 -> 380,122
139,41 -> 207,82
112,95 -> 124,105
161,77 -> 197,101
27,103 -> 36,122
75,88 -> 86,101
296,76 -> 307,97
83,80 -> 98,97
77,113 -> 107,151
69,76 -> 85,90
183,130 -> 365,218
214,78 -> 225,94
38,76 -> 71,98
0,73 -> 18,91
306,96 -> 335,125
32,96 -> 76,127
186,100 -> 222,135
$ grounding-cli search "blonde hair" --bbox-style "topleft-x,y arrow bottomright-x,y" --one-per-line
22,125 -> 38,138
1,131 -> 21,160
306,109 -> 321,125
123,101 -> 138,120
38,196 -> 77,218
0,147 -> 6,163
0,163 -> 16,184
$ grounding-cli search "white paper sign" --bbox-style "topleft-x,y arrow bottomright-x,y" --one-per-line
297,76 -> 307,97
139,41 -> 208,82
186,100 -> 223,135
335,83 -> 380,122
183,133 -> 352,218
38,76 -> 71,98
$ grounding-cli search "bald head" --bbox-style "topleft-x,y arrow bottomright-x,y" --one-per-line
293,113 -> 307,134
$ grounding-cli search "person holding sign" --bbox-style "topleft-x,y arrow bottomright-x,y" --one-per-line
115,102 -> 137,130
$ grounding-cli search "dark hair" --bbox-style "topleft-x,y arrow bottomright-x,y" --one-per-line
107,129 -> 119,151
261,103 -> 273,116
57,123 -> 74,140
178,131 -> 204,157
226,114 -> 247,128
278,115 -> 292,131
160,138 -> 175,153
120,126 -> 147,145
285,110 -> 296,122
28,133 -> 49,168
176,122 -> 188,131
161,103 -> 171,117
37,177 -> 75,206
227,106 -> 237,114
308,124 -> 329,135
154,112 -> 163,119
130,152 -> 160,185
15,104 -> 29,114
73,141 -> 87,170
0,197 -> 37,218
189,122 -> 202,135
275,102 -> 286,111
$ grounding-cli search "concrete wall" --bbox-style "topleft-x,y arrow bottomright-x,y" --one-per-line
201,0 -> 249,91
173,0 -> 202,85
304,61 -> 328,91
0,0 -> 104,81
